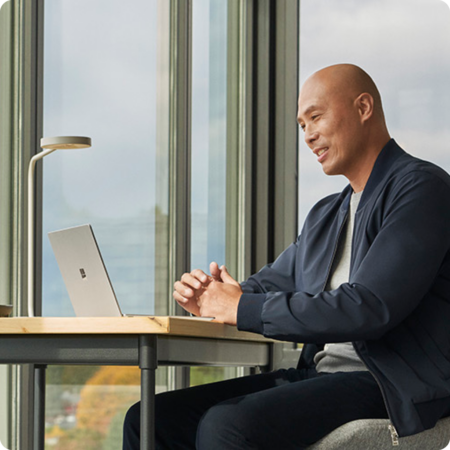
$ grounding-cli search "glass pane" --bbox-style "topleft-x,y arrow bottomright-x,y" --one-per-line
298,0 -> 450,227
42,0 -> 169,447
190,0 -> 236,385
45,366 -> 140,449
191,0 -> 227,273
43,0 -> 162,317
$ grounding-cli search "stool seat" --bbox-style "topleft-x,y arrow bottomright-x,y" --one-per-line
307,417 -> 450,449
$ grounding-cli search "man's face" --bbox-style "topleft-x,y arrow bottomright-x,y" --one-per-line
297,76 -> 364,180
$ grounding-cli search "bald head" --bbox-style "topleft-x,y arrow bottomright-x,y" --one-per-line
297,64 -> 391,192
303,64 -> 385,121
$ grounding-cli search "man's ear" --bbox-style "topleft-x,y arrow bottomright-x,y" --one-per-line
356,93 -> 374,122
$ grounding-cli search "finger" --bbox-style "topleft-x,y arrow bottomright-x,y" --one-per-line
180,273 -> 204,289
190,269 -> 209,284
173,290 -> 188,304
174,280 -> 196,298
219,265 -> 239,285
210,262 -> 221,280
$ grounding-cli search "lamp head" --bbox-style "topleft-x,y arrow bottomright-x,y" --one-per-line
40,136 -> 92,150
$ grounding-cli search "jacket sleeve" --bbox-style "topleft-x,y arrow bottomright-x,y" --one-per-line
240,240 -> 299,294
237,171 -> 450,343
237,240 -> 300,333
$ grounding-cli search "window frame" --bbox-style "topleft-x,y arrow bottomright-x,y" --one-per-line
6,0 -> 300,445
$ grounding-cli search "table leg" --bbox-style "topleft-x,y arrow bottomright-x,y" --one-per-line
139,335 -> 157,450
33,365 -> 47,450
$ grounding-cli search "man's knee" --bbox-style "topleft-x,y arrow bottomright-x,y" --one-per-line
123,402 -> 140,450
196,401 -> 257,449
124,401 -> 140,431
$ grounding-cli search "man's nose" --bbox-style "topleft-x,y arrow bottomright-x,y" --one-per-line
305,127 -> 318,145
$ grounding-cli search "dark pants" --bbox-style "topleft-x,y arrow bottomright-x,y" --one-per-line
123,368 -> 388,450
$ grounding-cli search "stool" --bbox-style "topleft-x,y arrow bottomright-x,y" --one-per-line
307,417 -> 450,449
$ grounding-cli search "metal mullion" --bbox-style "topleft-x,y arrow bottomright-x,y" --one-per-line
273,0 -> 299,256
271,0 -> 300,369
11,1 -> 25,446
243,0 -> 300,371
167,0 -> 192,391
226,0 -> 254,282
0,2 -> 15,447
12,0 -> 44,447
252,0 -> 275,273
251,0 -> 299,272
155,0 -> 170,318
33,0 -> 44,318
168,0 -> 192,316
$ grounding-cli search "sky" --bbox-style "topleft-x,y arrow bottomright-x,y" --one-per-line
43,0 -> 158,219
41,0 -> 226,315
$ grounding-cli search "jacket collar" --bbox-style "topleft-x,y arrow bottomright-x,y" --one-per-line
358,139 -> 405,209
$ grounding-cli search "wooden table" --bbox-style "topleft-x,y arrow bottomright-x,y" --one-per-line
0,316 -> 274,450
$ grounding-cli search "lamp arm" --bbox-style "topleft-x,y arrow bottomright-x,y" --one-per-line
27,148 -> 58,317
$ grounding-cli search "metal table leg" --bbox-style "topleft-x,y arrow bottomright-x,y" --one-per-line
33,365 -> 47,450
139,335 -> 157,450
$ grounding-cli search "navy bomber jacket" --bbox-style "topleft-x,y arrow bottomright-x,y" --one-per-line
237,139 -> 450,438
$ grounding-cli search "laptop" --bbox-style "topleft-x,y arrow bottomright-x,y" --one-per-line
49,224 -> 214,320
48,224 -> 127,317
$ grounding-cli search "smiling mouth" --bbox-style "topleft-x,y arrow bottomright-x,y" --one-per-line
315,147 -> 328,157
314,147 -> 329,164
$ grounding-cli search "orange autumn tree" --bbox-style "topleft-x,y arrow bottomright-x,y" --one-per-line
76,366 -> 141,436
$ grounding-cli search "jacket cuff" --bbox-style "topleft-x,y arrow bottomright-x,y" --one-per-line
237,293 -> 267,334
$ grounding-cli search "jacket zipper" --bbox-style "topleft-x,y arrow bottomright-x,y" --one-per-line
321,211 -> 348,292
353,344 -> 399,446
323,204 -> 400,446
389,424 -> 399,446
343,197 -> 399,446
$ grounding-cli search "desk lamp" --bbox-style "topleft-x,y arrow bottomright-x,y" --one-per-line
28,136 -> 92,317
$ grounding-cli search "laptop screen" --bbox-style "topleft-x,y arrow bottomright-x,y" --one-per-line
48,224 -> 123,317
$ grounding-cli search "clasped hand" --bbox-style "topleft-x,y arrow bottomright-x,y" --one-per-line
173,262 -> 243,325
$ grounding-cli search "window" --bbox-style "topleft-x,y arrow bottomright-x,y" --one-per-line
191,0 -> 227,273
191,0 -> 237,386
42,1 -> 166,447
43,0 -> 163,317
41,0 -> 238,444
3,0 -> 298,446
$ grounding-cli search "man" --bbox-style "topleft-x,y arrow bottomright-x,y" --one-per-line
123,64 -> 450,449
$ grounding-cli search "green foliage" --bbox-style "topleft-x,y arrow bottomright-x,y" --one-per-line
47,365 -> 100,385
102,408 -> 129,450
190,367 -> 227,386
45,426 -> 103,450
